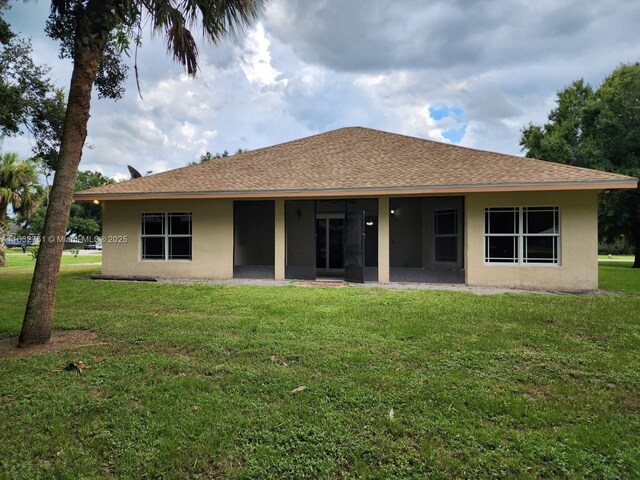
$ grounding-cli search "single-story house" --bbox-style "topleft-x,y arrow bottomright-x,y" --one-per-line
75,127 -> 637,291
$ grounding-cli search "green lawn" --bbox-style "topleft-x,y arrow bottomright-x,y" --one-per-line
598,254 -> 636,261
0,263 -> 639,478
3,251 -> 102,268
600,261 -> 640,294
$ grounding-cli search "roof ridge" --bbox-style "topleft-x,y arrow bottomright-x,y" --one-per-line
350,126 -> 631,179
343,126 -> 554,162
76,126 -> 637,197
102,128 -> 362,191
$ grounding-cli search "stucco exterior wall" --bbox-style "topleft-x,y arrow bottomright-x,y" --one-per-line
101,191 -> 600,290
102,199 -> 233,279
274,199 -> 285,280
464,190 -> 599,291
378,196 -> 390,283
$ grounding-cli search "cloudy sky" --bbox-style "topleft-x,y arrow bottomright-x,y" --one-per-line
3,0 -> 640,180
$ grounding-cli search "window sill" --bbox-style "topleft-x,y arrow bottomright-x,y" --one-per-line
139,259 -> 193,262
483,262 -> 560,267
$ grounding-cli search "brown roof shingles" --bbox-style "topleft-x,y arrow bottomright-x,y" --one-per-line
75,127 -> 637,199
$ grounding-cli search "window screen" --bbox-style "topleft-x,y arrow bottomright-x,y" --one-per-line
484,207 -> 559,265
484,208 -> 519,263
141,212 -> 192,260
141,213 -> 165,260
523,207 -> 559,263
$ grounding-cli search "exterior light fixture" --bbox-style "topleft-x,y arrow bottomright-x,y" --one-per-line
93,200 -> 100,205
366,221 -> 374,226
390,209 -> 395,215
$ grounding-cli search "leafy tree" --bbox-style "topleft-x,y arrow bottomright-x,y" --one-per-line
18,170 -> 113,237
69,170 -> 113,236
30,88 -> 67,172
74,169 -> 113,192
0,5 -> 50,137
0,0 -> 9,43
0,153 -> 41,267
521,62 -> 640,268
520,80 -> 597,168
16,202 -> 45,236
67,214 -> 99,237
191,148 -> 247,165
201,149 -> 229,162
0,2 -> 63,167
19,0 -> 267,347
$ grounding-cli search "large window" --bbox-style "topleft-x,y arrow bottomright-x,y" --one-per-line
484,207 -> 559,264
141,212 -> 192,261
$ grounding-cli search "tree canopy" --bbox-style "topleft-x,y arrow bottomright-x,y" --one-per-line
521,62 -> 640,267
17,170 -> 113,238
0,2 -> 64,169
191,148 -> 247,164
0,153 -> 41,266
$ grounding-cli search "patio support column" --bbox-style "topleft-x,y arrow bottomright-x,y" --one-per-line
378,196 -> 390,283
274,199 -> 285,280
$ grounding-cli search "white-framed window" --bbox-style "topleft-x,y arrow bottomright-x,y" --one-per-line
434,208 -> 458,262
484,206 -> 559,265
141,212 -> 192,261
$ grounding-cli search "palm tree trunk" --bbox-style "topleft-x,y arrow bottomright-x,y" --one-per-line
18,33 -> 107,347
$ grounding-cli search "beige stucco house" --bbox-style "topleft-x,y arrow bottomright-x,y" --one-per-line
75,127 -> 637,291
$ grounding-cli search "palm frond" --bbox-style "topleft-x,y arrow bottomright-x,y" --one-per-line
138,0 -> 266,74
0,153 -> 42,216
0,187 -> 12,205
32,0 -> 265,75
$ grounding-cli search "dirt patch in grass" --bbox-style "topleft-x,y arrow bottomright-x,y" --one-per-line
522,384 -> 550,401
613,388 -> 640,414
87,387 -> 103,399
0,330 -> 103,358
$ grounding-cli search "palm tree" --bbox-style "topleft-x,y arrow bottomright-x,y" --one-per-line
18,0 -> 266,347
0,153 -> 41,267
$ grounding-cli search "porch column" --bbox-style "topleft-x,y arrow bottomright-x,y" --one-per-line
274,198 -> 285,280
378,196 -> 390,283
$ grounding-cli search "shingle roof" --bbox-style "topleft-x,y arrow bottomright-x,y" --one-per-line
75,127 -> 637,200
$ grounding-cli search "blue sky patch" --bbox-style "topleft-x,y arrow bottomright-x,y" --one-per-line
428,105 -> 468,143
429,105 -> 464,121
443,125 -> 468,143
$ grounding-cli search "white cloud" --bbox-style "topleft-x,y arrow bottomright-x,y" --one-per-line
239,23 -> 285,87
1,0 -> 639,178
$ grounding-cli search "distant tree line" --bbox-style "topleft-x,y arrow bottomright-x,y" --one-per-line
521,62 -> 640,268
190,148 -> 248,165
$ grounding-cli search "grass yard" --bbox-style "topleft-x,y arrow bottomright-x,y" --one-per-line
598,254 -> 636,262
0,263 -> 639,478
3,251 -> 102,269
599,261 -> 640,294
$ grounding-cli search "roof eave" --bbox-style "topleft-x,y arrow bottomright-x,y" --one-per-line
73,179 -> 638,202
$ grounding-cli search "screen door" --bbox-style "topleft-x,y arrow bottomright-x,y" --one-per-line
344,208 -> 366,283
285,200 -> 316,280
